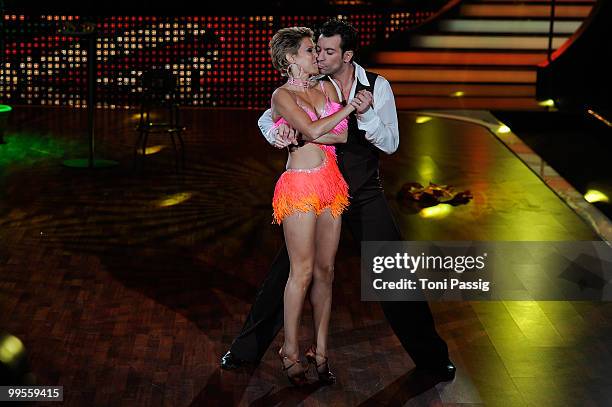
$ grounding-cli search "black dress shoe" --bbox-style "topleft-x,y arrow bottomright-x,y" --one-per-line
220,351 -> 254,370
416,360 -> 456,382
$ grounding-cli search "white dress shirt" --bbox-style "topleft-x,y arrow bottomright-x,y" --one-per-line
258,62 -> 400,154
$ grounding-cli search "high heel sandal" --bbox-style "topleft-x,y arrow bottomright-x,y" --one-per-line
305,344 -> 336,385
278,348 -> 309,386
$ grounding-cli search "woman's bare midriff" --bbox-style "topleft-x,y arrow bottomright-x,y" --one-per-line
286,143 -> 325,170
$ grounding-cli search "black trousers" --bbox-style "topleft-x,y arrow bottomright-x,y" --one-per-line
229,178 -> 449,367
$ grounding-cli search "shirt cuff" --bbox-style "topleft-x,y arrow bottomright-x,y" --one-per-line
264,127 -> 276,145
357,106 -> 376,125
357,107 -> 380,140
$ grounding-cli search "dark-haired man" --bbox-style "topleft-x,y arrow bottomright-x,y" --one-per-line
221,19 -> 455,382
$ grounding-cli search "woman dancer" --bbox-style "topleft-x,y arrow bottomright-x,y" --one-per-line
268,26 -> 356,386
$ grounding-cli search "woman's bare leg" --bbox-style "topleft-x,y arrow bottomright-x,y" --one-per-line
281,211 -> 317,362
310,208 -> 342,363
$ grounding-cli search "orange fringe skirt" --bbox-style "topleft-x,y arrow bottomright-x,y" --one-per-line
272,145 -> 349,225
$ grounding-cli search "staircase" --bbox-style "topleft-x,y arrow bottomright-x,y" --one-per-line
367,0 -> 597,110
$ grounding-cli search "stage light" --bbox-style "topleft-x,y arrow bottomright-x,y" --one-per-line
450,91 -> 465,97
419,204 -> 452,219
584,190 -> 609,203
0,335 -> 25,366
415,116 -> 432,124
0,332 -> 34,386
538,99 -> 555,107
496,125 -> 511,134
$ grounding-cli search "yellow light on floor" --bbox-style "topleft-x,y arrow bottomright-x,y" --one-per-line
497,125 -> 511,134
0,335 -> 25,366
538,99 -> 555,107
131,113 -> 158,121
584,189 -> 609,203
419,204 -> 452,219
450,91 -> 465,97
416,116 -> 432,124
137,145 -> 166,155
157,192 -> 193,207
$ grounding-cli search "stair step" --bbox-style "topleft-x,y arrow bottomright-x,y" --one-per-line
468,0 -> 595,3
410,34 -> 568,50
370,67 -> 536,83
394,96 -> 544,110
371,51 -> 548,66
438,19 -> 582,34
367,0 -> 594,111
460,4 -> 593,18
390,83 -> 535,97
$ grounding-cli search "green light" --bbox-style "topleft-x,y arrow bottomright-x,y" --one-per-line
0,105 -> 13,113
0,133 -> 76,167
62,158 -> 118,168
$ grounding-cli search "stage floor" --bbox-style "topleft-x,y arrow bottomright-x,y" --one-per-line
1,107 -> 610,406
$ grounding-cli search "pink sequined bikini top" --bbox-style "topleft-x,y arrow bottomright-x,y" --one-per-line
273,81 -> 348,135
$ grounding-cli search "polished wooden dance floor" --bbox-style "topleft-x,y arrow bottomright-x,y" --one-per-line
1,107 -> 611,406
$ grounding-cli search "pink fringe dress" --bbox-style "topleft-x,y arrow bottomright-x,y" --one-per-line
271,91 -> 349,225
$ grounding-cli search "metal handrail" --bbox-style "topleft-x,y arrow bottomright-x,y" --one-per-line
547,0 -> 557,63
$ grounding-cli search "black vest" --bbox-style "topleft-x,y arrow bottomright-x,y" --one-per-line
325,70 -> 381,194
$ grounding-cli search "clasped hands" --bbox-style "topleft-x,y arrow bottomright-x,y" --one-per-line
273,90 -> 373,149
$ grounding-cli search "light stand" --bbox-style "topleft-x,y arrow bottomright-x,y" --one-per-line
61,20 -> 117,168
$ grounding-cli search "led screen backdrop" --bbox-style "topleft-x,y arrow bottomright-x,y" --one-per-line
0,12 -> 431,109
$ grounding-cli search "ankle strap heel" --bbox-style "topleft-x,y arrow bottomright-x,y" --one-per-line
305,344 -> 336,385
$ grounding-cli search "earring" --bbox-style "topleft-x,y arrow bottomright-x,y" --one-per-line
285,63 -> 295,78
286,63 -> 303,78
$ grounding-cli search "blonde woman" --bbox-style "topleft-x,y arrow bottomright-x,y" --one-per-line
267,26 -> 356,386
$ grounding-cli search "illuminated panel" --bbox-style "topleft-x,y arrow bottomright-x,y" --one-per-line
371,51 -> 547,66
411,35 -> 567,50
371,67 -> 536,83
1,14 -> 87,107
0,13 -> 431,109
385,11 -> 432,38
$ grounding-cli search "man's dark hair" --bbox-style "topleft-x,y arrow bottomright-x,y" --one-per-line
318,18 -> 358,59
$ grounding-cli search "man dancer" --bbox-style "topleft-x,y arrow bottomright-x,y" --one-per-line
221,19 -> 455,381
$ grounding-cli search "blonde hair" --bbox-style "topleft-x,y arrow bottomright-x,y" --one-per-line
269,26 -> 314,77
